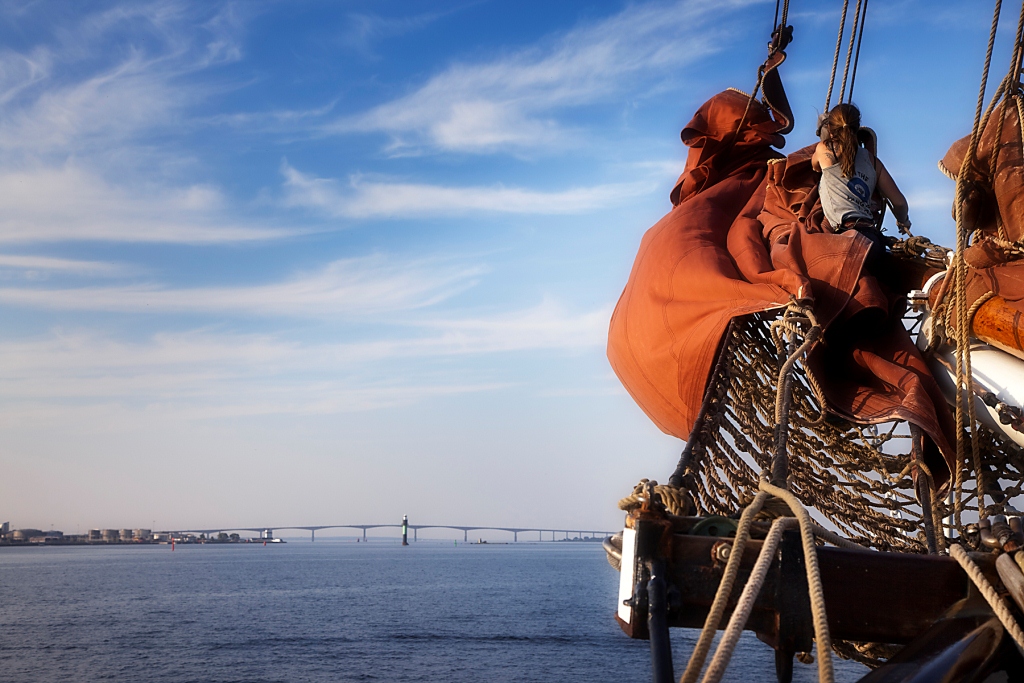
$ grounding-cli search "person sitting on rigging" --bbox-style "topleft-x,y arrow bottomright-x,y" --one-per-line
812,103 -> 911,267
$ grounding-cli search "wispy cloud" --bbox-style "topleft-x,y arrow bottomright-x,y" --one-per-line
0,4 -> 295,245
0,166 -> 292,244
340,9 -> 451,59
348,299 -> 610,358
280,163 -> 652,218
0,254 -> 484,316
0,300 -> 606,418
329,0 -> 755,153
0,3 -> 246,158
0,254 -> 134,277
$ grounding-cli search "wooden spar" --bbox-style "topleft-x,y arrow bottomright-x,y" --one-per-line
973,294 -> 1024,360
924,272 -> 1024,361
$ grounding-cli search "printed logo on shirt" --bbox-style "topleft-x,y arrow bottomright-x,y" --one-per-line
847,176 -> 871,201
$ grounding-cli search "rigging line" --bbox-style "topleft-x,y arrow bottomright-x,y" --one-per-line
838,0 -> 863,104
847,0 -> 869,102
773,0 -> 780,30
970,0 -> 1005,142
825,0 -> 851,112
988,2 -> 1024,212
951,0 -> 1002,525
1007,0 -> 1024,89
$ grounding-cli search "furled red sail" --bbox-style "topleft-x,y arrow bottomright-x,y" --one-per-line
607,89 -> 956,485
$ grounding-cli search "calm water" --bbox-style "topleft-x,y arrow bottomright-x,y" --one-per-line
0,541 -> 868,682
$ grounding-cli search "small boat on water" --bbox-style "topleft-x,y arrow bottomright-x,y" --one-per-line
605,2 -> 1024,681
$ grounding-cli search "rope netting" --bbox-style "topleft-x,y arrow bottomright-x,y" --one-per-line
671,297 -> 1024,556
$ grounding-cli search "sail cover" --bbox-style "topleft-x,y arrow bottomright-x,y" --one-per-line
608,89 -> 956,484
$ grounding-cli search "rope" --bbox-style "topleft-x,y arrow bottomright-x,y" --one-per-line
847,0 -> 869,102
772,0 -> 790,30
825,0 -> 851,113
679,491 -> 769,683
760,480 -> 835,683
682,305 -> 835,683
948,0 -> 1002,529
618,480 -> 693,516
949,543 -> 1024,652
701,517 -> 797,683
838,0 -> 862,104
678,488 -> 851,683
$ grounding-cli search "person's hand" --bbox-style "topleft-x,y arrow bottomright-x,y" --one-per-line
896,218 -> 912,235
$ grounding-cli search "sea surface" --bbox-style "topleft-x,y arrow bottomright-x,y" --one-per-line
0,540 -> 870,682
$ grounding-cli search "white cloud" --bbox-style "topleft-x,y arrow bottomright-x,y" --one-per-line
0,166 -> 291,244
0,2 -> 246,159
0,254 -> 133,277
0,5 -> 292,245
280,163 -> 653,218
0,300 -> 606,418
341,10 -> 448,59
0,254 -> 484,316
408,300 -> 609,355
330,0 -> 754,153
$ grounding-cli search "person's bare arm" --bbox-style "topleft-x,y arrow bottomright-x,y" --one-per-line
811,141 -> 833,173
875,158 -> 911,232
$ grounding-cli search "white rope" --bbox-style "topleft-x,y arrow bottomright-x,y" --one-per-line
701,517 -> 797,683
679,491 -> 769,683
680,484 -> 850,683
760,480 -> 836,683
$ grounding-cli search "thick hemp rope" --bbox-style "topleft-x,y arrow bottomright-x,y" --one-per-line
761,480 -> 836,683
679,491 -> 769,683
680,482 -> 847,683
700,516 -> 798,683
617,479 -> 693,516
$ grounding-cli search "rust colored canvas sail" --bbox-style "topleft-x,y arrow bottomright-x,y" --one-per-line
941,101 -> 1024,327
608,90 -> 956,485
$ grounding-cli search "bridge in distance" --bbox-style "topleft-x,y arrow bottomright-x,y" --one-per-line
168,523 -> 616,542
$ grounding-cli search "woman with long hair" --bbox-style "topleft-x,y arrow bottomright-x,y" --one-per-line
812,103 -> 911,265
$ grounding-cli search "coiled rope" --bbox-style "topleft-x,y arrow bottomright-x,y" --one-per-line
618,479 -> 693,517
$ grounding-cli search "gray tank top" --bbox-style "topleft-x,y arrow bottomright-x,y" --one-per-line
819,146 -> 877,228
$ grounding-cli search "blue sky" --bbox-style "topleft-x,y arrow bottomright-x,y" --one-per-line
0,0 -> 1011,534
